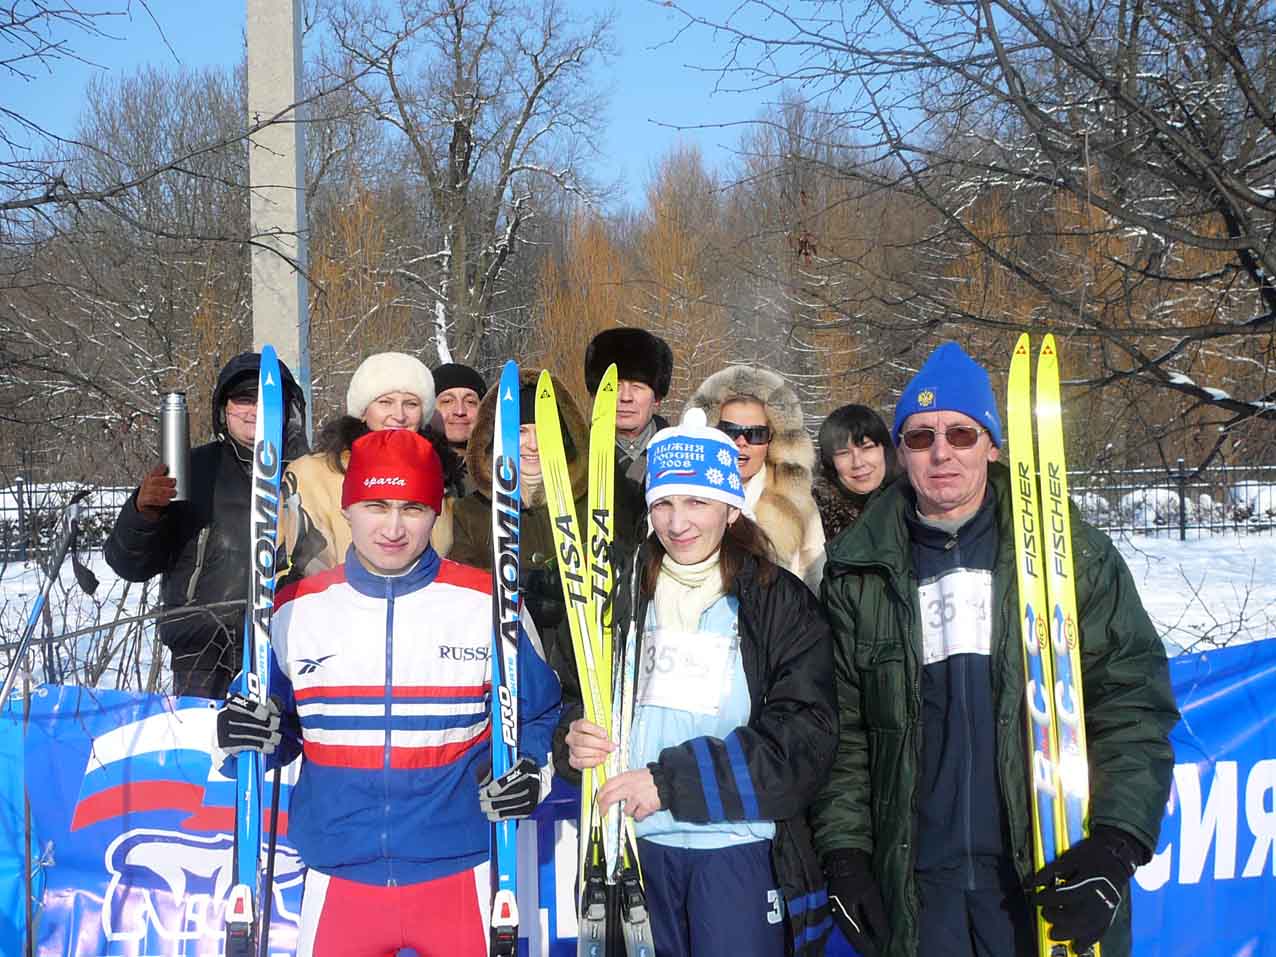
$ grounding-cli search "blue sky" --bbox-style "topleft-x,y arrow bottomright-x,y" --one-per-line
7,1 -> 779,210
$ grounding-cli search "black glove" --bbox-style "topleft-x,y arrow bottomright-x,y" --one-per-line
1024,825 -> 1144,951
216,693 -> 282,756
521,565 -> 566,630
824,849 -> 886,957
479,757 -> 552,821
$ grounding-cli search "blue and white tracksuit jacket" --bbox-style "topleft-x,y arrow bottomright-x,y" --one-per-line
267,546 -> 561,886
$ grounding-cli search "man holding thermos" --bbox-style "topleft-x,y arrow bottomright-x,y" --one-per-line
105,353 -> 307,698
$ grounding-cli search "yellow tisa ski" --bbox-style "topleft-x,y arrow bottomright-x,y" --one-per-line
587,365 -> 621,881
1036,335 -> 1097,957
534,371 -> 609,956
587,365 -> 655,955
1008,334 -> 1066,957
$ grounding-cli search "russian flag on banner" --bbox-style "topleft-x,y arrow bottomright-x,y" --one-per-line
5,684 -> 581,956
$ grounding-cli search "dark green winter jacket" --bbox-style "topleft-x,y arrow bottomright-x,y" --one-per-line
810,462 -> 1178,957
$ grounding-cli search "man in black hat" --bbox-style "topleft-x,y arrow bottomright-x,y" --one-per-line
431,362 -> 487,498
104,353 -> 308,698
584,327 -> 674,484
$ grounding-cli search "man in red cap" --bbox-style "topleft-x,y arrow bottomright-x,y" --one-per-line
215,428 -> 561,957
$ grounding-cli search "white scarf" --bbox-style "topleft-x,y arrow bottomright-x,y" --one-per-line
653,550 -> 726,633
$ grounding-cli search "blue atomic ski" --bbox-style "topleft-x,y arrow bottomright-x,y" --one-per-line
489,359 -> 522,955
225,345 -> 285,957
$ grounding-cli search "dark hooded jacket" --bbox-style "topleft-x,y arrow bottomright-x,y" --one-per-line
104,353 -> 307,698
810,461 -> 1178,957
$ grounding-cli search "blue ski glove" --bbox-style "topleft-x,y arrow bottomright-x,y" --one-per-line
479,757 -> 552,821
1024,825 -> 1145,951
825,849 -> 886,957
216,693 -> 282,756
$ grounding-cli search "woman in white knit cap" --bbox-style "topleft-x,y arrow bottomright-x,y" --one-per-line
560,410 -> 837,957
280,352 -> 462,583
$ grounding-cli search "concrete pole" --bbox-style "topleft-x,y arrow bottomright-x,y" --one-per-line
246,0 -> 312,436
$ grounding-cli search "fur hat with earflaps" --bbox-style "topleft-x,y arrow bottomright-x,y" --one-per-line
686,365 -> 819,567
585,328 -> 674,398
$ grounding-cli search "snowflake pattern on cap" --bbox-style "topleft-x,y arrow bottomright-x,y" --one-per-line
645,410 -> 746,510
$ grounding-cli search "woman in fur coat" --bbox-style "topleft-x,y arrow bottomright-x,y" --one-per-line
687,365 -> 825,588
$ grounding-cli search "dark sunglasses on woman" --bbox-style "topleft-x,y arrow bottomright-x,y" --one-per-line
717,420 -> 773,445
900,425 -> 987,451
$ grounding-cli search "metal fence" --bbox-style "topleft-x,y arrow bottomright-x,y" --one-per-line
2,463 -> 1274,557
0,480 -> 132,561
1069,461 -> 1276,539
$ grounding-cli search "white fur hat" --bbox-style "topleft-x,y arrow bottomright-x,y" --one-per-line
346,352 -> 436,419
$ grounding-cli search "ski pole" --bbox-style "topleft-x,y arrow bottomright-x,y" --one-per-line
259,765 -> 283,957
1,490 -> 91,702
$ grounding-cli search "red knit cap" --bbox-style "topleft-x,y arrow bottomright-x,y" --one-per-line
341,429 -> 444,512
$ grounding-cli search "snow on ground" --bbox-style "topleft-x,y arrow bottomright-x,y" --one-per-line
1113,533 -> 1276,653
0,552 -> 157,691
0,534 -> 1274,691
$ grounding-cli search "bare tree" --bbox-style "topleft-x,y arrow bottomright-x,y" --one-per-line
667,0 -> 1276,463
0,58 -> 262,486
322,0 -> 614,366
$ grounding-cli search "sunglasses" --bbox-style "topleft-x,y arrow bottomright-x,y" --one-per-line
900,425 -> 987,451
717,420 -> 772,445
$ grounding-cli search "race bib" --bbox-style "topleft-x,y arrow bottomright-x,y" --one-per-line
636,628 -> 735,716
918,568 -> 994,665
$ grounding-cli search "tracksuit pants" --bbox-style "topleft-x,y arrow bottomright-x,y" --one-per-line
295,862 -> 488,957
915,861 -> 1036,957
638,838 -> 786,957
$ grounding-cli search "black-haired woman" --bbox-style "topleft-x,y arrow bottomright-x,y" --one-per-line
813,404 -> 899,542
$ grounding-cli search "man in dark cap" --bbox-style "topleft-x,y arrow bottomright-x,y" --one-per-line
584,327 -> 674,484
105,352 -> 308,698
432,362 -> 487,498
432,362 -> 487,452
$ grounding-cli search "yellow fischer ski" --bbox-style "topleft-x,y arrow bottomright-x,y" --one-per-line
1010,333 -> 1097,957
1008,333 -> 1066,957
1035,335 -> 1097,957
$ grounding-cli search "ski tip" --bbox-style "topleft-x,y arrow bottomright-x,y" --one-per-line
1014,333 -> 1030,355
1041,333 -> 1057,357
536,369 -> 554,399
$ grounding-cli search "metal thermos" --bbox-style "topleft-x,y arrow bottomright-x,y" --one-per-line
160,392 -> 191,502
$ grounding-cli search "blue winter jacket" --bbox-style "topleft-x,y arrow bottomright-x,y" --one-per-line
266,546 -> 560,885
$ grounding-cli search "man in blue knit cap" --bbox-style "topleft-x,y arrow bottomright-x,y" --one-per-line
809,342 -> 1177,957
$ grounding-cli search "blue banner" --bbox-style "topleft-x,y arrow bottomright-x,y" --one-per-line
1131,639 -> 1276,956
1,704 -> 30,948
7,638 -> 1276,955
